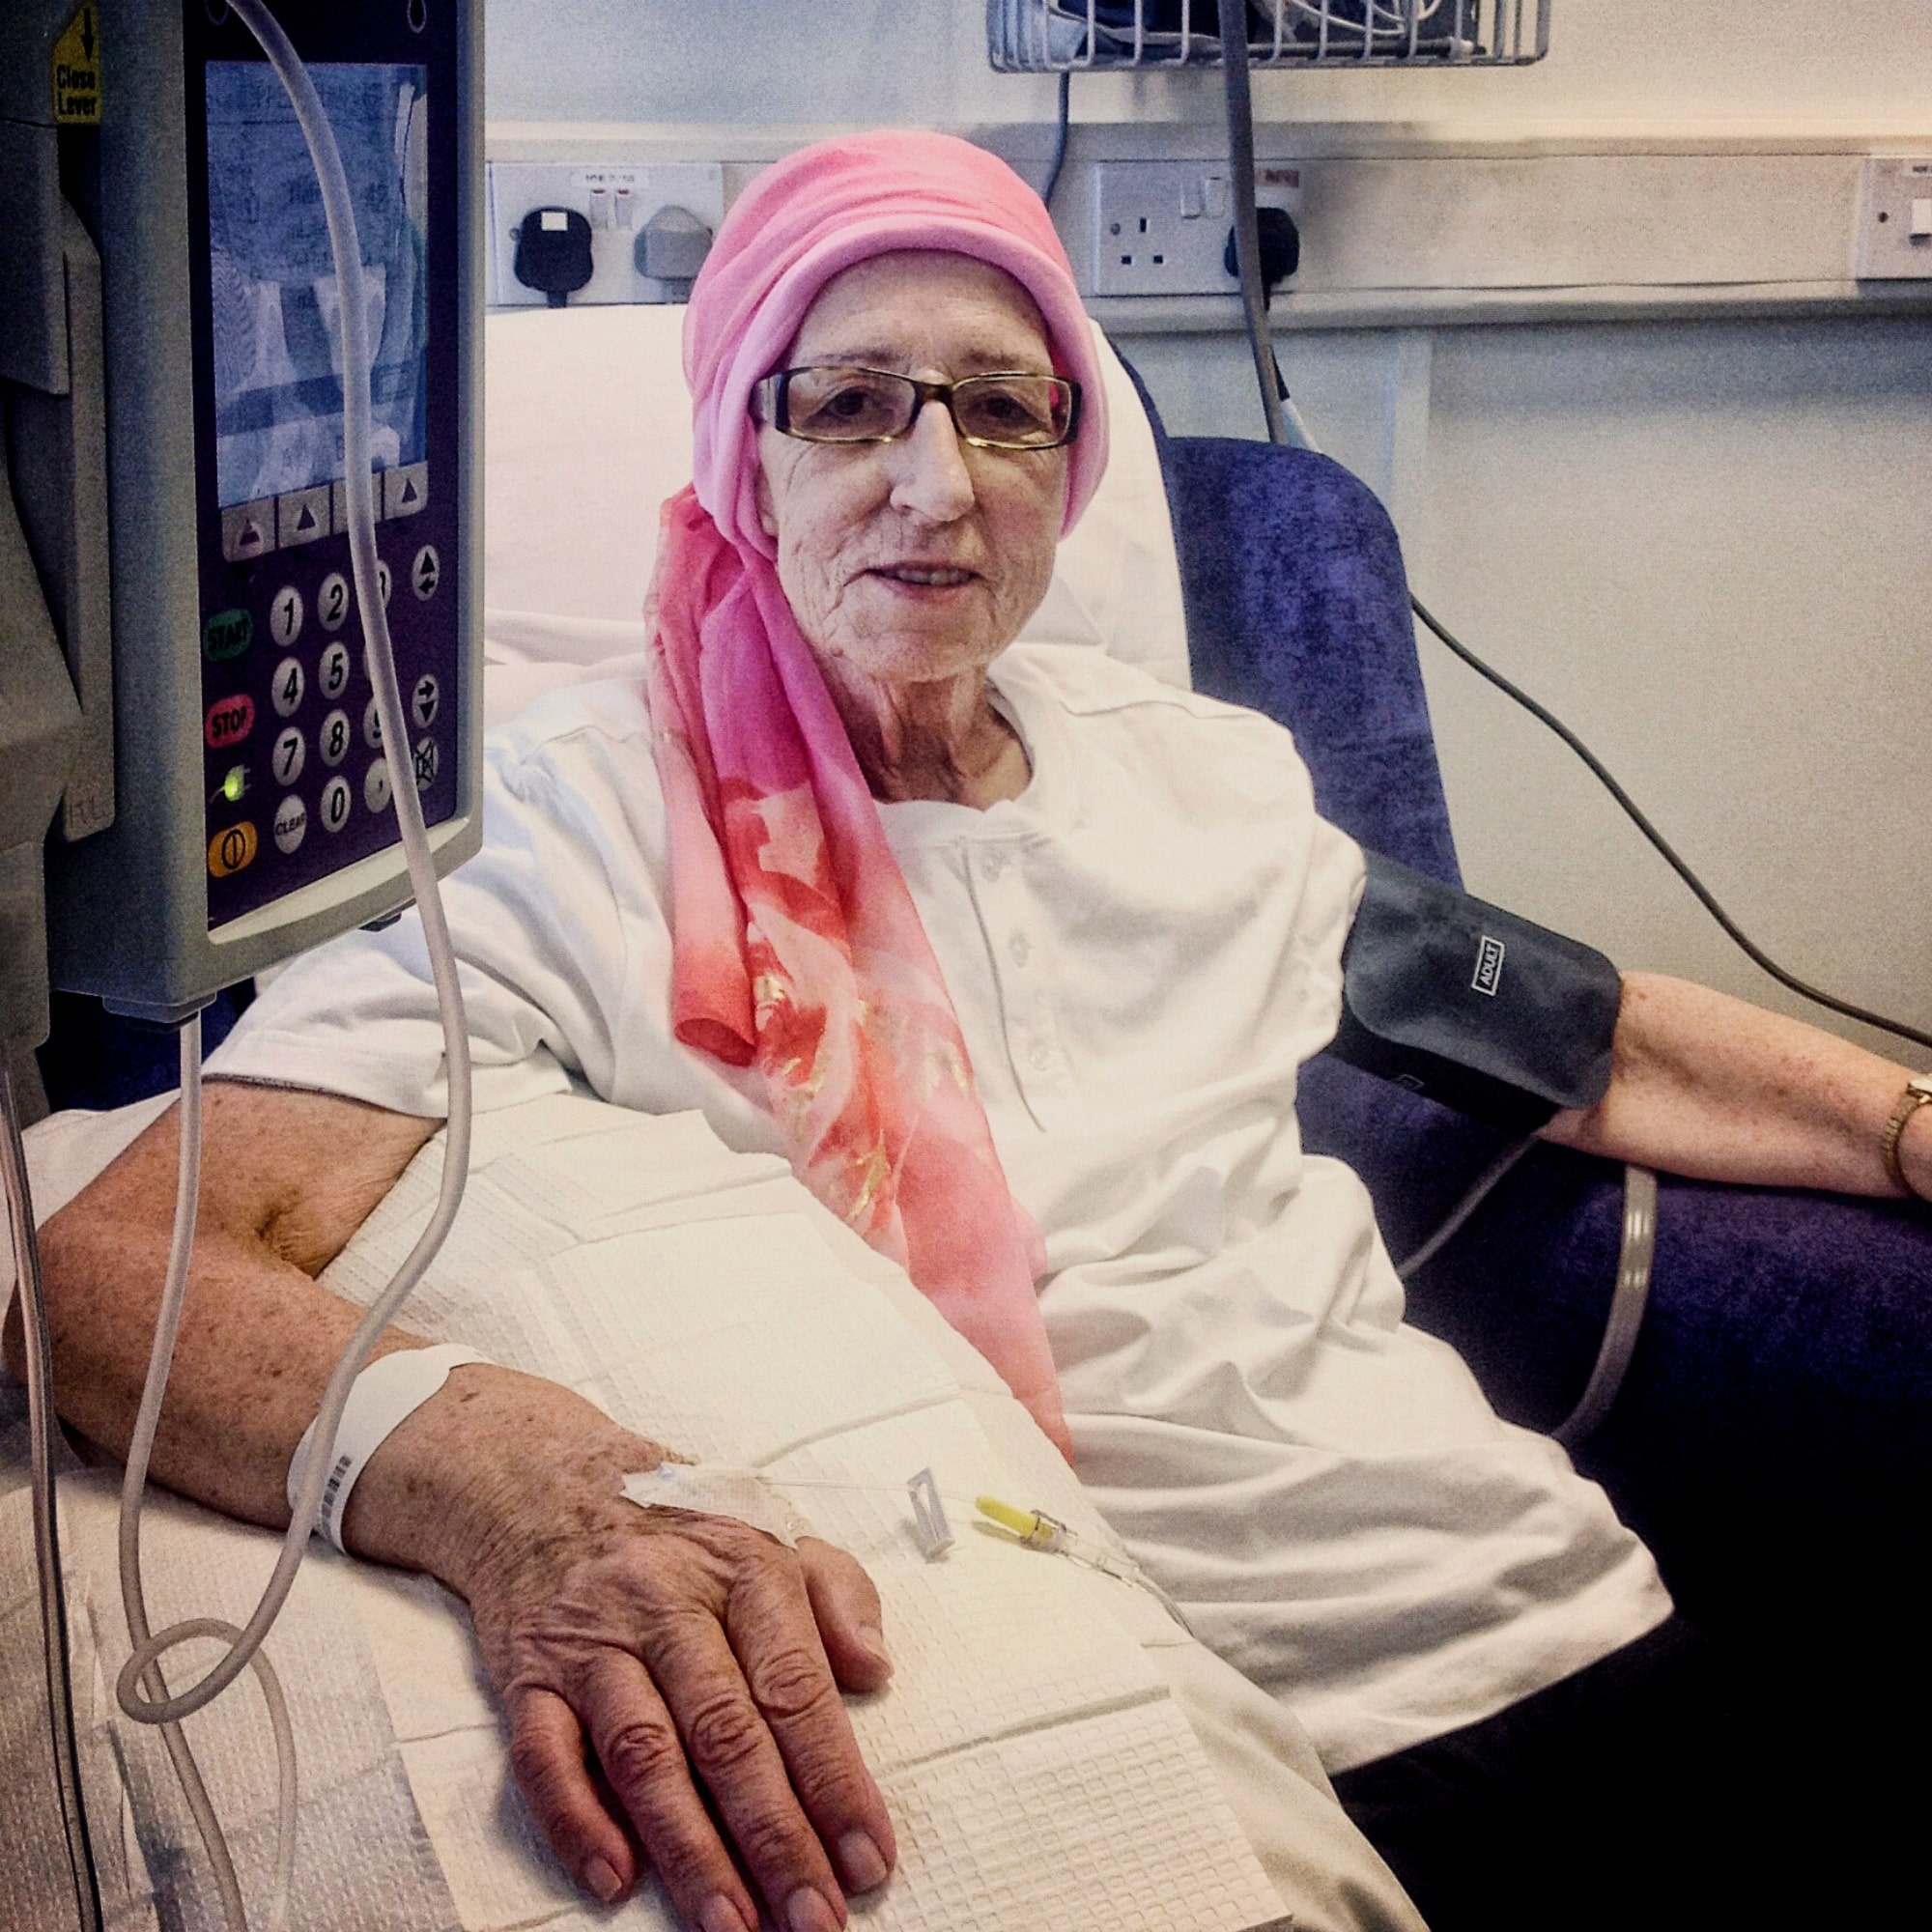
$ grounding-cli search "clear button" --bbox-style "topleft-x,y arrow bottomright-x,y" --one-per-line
272,794 -> 307,854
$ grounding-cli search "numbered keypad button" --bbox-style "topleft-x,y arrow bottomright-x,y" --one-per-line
364,758 -> 392,814
317,639 -> 352,700
270,725 -> 305,786
411,544 -> 440,601
363,696 -> 384,751
317,571 -> 351,633
272,793 -> 308,854
268,584 -> 303,648
375,559 -> 392,607
270,656 -> 305,718
319,775 -> 352,833
410,673 -> 440,729
412,735 -> 439,791
319,707 -> 352,768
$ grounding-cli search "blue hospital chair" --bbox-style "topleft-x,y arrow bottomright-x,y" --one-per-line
1154,421 -> 1932,1678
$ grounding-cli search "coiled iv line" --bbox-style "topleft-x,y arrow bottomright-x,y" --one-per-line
46,5 -> 480,1928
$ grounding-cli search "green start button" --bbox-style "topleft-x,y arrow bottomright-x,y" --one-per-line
203,608 -> 254,661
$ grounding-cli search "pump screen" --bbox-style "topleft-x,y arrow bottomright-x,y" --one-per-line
204,62 -> 428,510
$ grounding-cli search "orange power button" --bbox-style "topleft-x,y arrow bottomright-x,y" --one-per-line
208,820 -> 259,878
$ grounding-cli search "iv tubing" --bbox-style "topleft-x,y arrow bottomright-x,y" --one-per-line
115,1023 -> 296,1932
108,3 -> 476,1923
114,0 -> 474,1731
1,1060 -> 103,1932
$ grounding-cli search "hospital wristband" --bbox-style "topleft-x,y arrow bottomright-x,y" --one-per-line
287,1343 -> 489,1551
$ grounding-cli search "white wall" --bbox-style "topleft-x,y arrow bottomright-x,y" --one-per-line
488,2 -> 1932,132
485,1 -> 1932,1051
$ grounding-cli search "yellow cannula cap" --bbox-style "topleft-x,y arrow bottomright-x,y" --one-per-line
975,1494 -> 1040,1538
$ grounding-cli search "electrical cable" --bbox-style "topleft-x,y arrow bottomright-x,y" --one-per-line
1214,3 -> 1315,449
1208,21 -> 1931,1057
1040,69 -> 1072,208
1,1059 -> 104,1932
102,3 -> 478,1924
1208,8 -> 1928,1297
1407,595 -> 1932,1055
1216,0 -> 1286,447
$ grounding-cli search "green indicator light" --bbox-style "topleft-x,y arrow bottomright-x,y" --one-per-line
222,765 -> 247,803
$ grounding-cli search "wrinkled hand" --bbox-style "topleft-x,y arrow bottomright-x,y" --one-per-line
391,1380 -> 895,1932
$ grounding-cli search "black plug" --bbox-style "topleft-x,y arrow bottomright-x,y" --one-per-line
513,207 -> 594,308
1224,206 -> 1300,295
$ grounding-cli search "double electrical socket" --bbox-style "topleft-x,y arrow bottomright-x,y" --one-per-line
1857,156 -> 1932,279
487,161 -> 725,306
1092,158 -> 1302,298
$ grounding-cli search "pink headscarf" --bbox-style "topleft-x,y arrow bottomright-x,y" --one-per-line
648,132 -> 1108,1461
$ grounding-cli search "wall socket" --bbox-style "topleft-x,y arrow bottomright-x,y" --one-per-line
1092,159 -> 1302,298
1856,156 -> 1932,279
488,161 -> 725,306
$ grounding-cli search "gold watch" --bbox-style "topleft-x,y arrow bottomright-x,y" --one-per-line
1880,1072 -> 1932,1197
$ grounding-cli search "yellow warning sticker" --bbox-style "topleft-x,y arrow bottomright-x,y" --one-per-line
52,6 -> 101,126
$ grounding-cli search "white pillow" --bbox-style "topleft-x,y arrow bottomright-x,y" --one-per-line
481,304 -> 1190,704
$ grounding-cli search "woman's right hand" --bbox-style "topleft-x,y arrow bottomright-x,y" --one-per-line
29,1084 -> 895,1929
355,1365 -> 897,1932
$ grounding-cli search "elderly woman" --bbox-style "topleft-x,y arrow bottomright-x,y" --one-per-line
24,133 -> 1929,1932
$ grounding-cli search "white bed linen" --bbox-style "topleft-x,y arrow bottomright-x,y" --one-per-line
1,1094 -> 1424,1932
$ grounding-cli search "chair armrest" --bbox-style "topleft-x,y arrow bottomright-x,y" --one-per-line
1302,1050 -> 1932,1646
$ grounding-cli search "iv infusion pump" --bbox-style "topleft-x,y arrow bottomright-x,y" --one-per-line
1,0 -> 481,1039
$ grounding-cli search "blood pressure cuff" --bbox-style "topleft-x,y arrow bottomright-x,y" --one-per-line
1327,851 -> 1624,1133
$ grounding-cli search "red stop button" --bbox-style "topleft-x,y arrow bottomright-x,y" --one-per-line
205,692 -> 256,750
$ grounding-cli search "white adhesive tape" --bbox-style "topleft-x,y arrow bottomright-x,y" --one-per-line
621,1463 -> 814,1548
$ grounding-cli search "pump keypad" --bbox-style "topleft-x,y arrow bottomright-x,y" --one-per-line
199,463 -> 458,926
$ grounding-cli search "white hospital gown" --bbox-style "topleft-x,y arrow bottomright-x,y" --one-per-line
211,641 -> 1668,1772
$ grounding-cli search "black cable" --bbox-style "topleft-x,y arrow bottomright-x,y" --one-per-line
1217,0 -> 1286,446
1410,593 -> 1932,1054
1040,69 -> 1072,208
1202,9 -> 1929,1075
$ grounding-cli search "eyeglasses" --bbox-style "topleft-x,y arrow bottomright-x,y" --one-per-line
752,365 -> 1082,451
